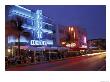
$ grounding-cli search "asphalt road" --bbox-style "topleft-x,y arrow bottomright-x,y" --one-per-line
6,52 -> 106,71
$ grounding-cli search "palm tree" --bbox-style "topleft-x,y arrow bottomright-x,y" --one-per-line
6,16 -> 31,56
5,19 -> 18,56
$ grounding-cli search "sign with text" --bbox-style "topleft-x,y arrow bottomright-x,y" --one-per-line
30,40 -> 47,46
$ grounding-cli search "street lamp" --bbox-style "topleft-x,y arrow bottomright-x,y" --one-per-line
71,27 -> 74,31
8,49 -> 11,53
7,49 -> 11,55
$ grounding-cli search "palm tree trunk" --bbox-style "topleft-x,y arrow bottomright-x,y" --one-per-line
5,36 -> 8,56
18,33 -> 20,56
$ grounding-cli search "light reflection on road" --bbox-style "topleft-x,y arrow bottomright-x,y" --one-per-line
84,52 -> 106,56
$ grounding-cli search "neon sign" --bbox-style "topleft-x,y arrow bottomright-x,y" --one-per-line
66,43 -> 76,47
30,40 -> 53,46
9,6 -> 54,46
35,10 -> 43,39
84,36 -> 87,44
30,40 -> 47,46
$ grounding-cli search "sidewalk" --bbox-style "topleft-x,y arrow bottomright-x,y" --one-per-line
6,55 -> 87,70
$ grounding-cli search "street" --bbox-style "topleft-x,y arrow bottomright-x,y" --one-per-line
6,52 -> 106,71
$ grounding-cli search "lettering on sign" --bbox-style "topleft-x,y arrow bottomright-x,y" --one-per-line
30,40 -> 47,46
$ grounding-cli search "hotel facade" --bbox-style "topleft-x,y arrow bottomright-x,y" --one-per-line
5,5 -> 87,56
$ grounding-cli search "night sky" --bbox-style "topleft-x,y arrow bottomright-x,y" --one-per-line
21,5 -> 106,39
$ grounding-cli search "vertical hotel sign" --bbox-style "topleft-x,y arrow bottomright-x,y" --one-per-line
30,10 -> 47,46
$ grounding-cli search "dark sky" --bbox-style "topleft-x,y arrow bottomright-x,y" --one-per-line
21,5 -> 106,39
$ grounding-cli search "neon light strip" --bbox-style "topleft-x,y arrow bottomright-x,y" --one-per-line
84,36 -> 87,43
42,22 -> 53,26
22,25 -> 53,34
10,10 -> 33,19
8,36 -> 28,43
22,24 -> 33,30
41,29 -> 53,34
43,15 -> 52,20
74,30 -> 75,39
15,5 -> 31,12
